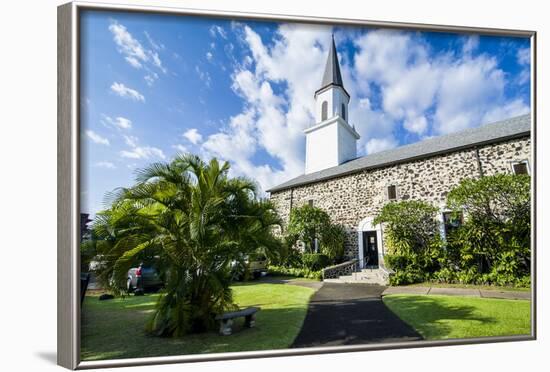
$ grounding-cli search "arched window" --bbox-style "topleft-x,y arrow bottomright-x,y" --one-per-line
321,101 -> 328,121
341,103 -> 346,121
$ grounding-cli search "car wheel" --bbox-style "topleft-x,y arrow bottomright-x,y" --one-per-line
127,278 -> 133,293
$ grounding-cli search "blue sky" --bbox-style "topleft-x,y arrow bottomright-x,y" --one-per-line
80,10 -> 531,216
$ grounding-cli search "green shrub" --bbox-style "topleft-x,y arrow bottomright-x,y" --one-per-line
302,253 -> 330,271
389,269 -> 427,286
446,174 -> 531,284
515,275 -> 531,288
432,267 -> 457,283
374,201 -> 443,285
285,205 -> 345,263
384,254 -> 409,271
268,265 -> 322,280
456,267 -> 480,284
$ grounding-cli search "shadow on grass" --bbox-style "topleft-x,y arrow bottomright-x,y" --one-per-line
81,304 -> 308,361
232,276 -> 320,287
80,283 -> 314,361
383,295 -> 496,339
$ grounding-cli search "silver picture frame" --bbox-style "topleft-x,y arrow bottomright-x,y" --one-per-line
57,1 -> 537,369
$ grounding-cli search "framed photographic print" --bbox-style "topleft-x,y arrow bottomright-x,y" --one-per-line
57,1 -> 536,369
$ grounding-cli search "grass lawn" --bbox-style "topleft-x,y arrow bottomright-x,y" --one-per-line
81,282 -> 315,361
407,282 -> 530,292
383,294 -> 531,340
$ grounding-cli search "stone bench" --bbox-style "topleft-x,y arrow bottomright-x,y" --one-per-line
215,307 -> 259,336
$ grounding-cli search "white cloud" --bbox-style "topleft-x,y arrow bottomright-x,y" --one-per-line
182,128 -> 203,145
125,56 -> 142,68
517,47 -> 530,65
144,31 -> 164,51
403,115 -> 428,135
203,110 -> 256,162
516,47 -> 531,86
462,35 -> 480,54
209,25 -> 227,39
109,21 -> 148,66
481,98 -> 530,124
195,66 -> 211,87
121,147 -> 165,160
123,135 -> 139,147
206,52 -> 213,61
144,73 -> 159,86
365,137 -> 398,154
172,144 -> 188,153
434,57 -> 505,134
109,21 -> 167,76
150,52 -> 166,73
94,161 -> 116,169
110,82 -> 145,102
353,30 -> 530,135
86,130 -> 110,145
202,110 -> 291,191
119,134 -> 165,160
101,115 -> 132,130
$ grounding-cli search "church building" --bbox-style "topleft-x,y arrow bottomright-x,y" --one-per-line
267,37 -> 531,283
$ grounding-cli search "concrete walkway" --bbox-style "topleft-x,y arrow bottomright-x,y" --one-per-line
382,286 -> 531,300
292,283 -> 422,348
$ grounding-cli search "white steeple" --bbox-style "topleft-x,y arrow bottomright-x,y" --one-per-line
304,36 -> 360,174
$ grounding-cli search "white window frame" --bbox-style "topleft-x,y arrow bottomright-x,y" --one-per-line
510,159 -> 530,175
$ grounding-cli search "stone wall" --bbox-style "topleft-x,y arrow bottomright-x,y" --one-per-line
269,137 -> 531,260
478,137 -> 531,176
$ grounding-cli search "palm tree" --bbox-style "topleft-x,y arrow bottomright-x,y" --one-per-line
91,154 -> 282,336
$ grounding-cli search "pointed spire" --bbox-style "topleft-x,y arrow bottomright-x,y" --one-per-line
320,35 -> 345,89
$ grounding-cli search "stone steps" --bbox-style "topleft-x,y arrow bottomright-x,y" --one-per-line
324,267 -> 389,285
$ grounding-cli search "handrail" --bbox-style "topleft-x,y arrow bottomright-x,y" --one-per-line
322,258 -> 358,279
323,258 -> 358,271
321,257 -> 396,280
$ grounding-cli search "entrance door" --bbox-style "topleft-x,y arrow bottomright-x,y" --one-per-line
362,231 -> 379,267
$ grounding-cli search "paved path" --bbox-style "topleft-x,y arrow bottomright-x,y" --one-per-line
382,286 -> 531,300
291,283 -> 422,348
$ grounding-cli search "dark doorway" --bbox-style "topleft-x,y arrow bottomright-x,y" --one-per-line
362,231 -> 379,267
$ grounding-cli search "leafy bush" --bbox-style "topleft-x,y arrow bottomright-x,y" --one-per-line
432,267 -> 457,283
445,174 -> 531,286
384,254 -> 409,271
383,175 -> 531,288
320,224 -> 346,261
515,275 -> 531,288
373,201 -> 444,285
455,267 -> 480,285
302,253 -> 330,271
285,205 -> 345,262
388,268 -> 427,286
268,265 -> 322,280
